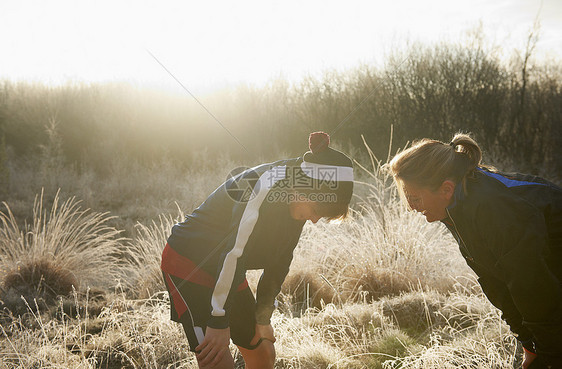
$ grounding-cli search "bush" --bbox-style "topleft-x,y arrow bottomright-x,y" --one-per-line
0,190 -> 126,314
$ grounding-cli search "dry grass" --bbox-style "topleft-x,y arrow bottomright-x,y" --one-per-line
0,292 -> 196,369
0,160 -> 521,368
0,190 -> 129,317
125,210 -> 184,299
1,285 -> 518,369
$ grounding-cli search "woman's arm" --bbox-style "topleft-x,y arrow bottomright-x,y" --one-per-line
476,273 -> 534,344
476,197 -> 562,366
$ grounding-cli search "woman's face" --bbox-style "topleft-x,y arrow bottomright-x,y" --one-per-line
289,201 -> 322,223
401,180 -> 455,222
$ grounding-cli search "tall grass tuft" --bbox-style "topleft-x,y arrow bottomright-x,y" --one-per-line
125,210 -> 184,299
0,190 -> 127,314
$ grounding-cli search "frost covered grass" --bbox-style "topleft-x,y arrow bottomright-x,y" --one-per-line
0,161 -> 523,368
0,284 -> 520,368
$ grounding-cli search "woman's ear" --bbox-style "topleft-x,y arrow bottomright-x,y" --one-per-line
440,180 -> 456,201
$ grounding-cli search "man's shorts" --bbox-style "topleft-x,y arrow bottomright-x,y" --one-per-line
161,244 -> 256,351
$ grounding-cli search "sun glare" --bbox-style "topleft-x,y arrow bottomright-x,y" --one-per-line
1,0 -> 560,92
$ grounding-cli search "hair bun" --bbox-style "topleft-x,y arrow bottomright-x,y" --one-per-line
309,131 -> 330,154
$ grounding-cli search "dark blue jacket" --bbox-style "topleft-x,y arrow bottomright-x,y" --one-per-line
167,158 -> 306,329
442,168 -> 562,365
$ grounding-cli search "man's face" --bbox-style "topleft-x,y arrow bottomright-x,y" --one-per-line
289,201 -> 322,223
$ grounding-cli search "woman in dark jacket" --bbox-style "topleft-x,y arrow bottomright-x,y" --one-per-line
387,133 -> 562,368
161,132 -> 354,369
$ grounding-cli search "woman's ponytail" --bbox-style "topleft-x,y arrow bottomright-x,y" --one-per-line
450,133 -> 482,175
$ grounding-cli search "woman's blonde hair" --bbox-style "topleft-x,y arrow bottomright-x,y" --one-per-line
387,133 -> 483,191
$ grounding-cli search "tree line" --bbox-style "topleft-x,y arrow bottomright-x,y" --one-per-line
1,39 -> 561,189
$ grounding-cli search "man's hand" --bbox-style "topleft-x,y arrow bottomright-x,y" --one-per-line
195,327 -> 231,367
250,324 -> 276,346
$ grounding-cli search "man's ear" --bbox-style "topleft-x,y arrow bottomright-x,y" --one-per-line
440,180 -> 456,200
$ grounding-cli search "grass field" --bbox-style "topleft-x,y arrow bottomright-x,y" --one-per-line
2,31 -> 560,367
0,153 -> 525,369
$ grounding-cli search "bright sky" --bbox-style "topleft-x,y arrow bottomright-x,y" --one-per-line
1,0 -> 561,94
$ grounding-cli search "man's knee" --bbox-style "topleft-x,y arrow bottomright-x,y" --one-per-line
238,340 -> 275,369
253,342 -> 275,368
259,340 -> 276,364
